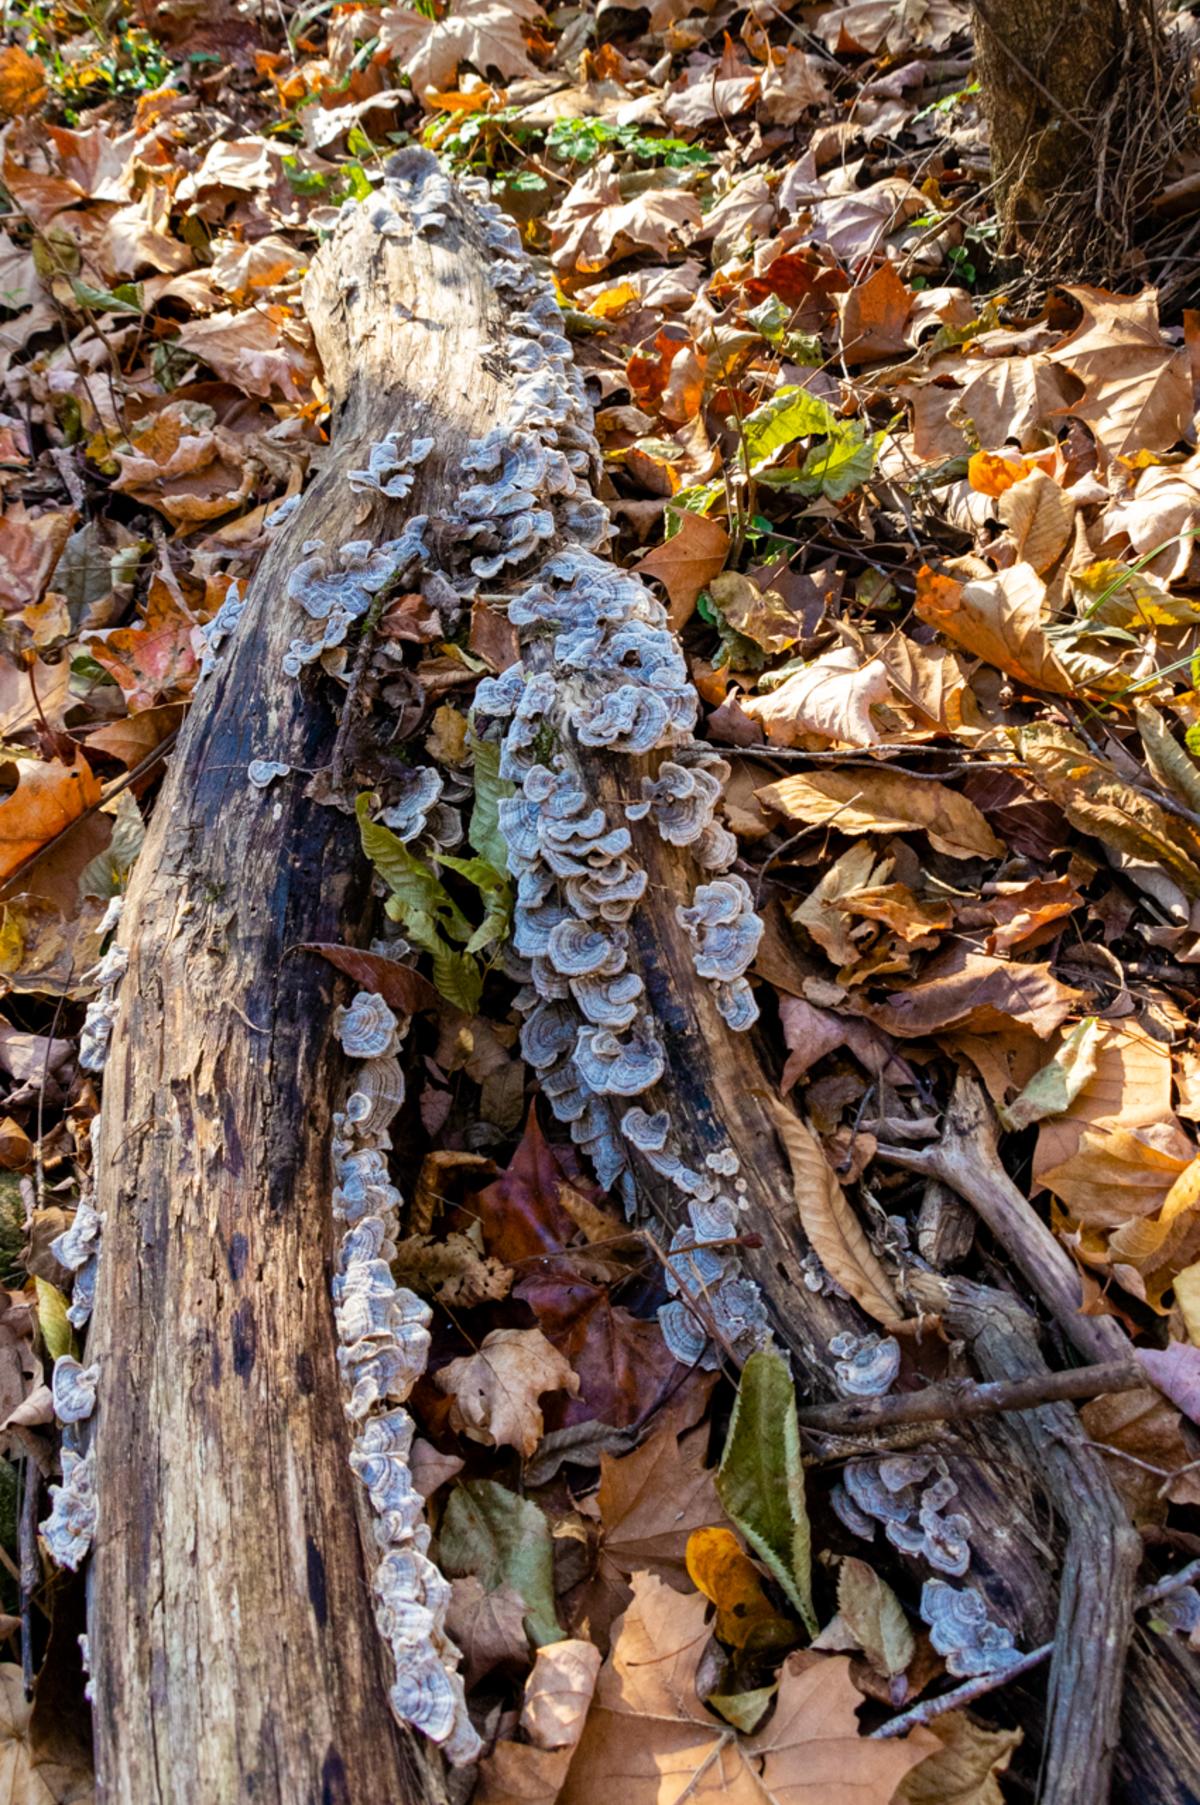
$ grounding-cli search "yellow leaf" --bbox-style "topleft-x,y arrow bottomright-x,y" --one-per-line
686,1526 -> 778,1648
586,281 -> 639,319
0,756 -> 102,883
0,47 -> 47,118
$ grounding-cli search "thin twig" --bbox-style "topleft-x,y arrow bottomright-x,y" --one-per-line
796,1359 -> 1143,1437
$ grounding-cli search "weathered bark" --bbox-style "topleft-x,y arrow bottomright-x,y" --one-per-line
970,0 -> 1172,275
86,181 -> 507,1804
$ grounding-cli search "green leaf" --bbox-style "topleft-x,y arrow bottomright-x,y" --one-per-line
431,944 -> 482,1013
717,1348 -> 816,1634
795,423 -> 881,501
438,1479 -> 561,1647
707,1684 -> 776,1733
356,794 -> 472,943
70,277 -> 143,315
468,733 -> 515,872
740,385 -> 839,470
35,1277 -> 74,1362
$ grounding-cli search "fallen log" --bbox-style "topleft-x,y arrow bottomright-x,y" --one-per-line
83,159 -> 516,1804
78,151 -> 1200,1802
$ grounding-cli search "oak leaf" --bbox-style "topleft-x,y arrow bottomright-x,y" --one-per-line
773,1105 -> 901,1327
559,1574 -> 936,1804
436,1328 -> 580,1458
756,767 -> 1002,861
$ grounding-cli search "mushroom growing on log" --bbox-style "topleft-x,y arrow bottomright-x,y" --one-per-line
79,153 -> 1200,1803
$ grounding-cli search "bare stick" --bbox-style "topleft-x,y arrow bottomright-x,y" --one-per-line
797,1359 -> 1143,1437
877,1075 -> 1132,1367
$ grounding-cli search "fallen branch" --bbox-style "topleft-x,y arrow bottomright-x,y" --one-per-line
796,1359 -> 1144,1437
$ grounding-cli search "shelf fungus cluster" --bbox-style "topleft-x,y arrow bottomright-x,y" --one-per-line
419,167 -> 771,1368
330,989 -> 480,1765
43,1118 -> 106,1569
283,524 -> 427,679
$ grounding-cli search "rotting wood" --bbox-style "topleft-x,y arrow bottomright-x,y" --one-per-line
796,1358 -> 1144,1437
79,159 -> 1200,1804
84,177 -> 513,1805
910,1272 -> 1168,1804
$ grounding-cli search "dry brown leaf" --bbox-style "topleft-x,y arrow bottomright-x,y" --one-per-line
1018,724 -> 1200,899
773,1104 -> 902,1327
807,178 -> 927,261
1048,285 -> 1193,462
708,573 -> 801,655
1080,1385 -> 1200,1516
758,49 -> 829,125
779,994 -> 913,1088
951,355 -> 1080,454
0,756 -> 102,883
445,1577 -> 531,1690
757,767 -> 1003,861
559,1574 -> 935,1805
790,842 -> 890,966
632,512 -> 730,625
1033,1022 -> 1174,1179
0,1662 -> 92,1803
410,1148 -> 492,1233
996,468 -> 1074,573
392,1231 -> 512,1307
840,261 -> 913,364
895,1709 -> 1021,1805
174,307 -> 313,402
0,507 -> 75,617
1042,1121 -> 1196,1232
549,169 -> 702,274
870,944 -> 1080,1040
377,0 -> 544,100
436,1328 -> 580,1458
597,1423 -> 725,1587
520,1639 -> 603,1750
742,648 -> 889,748
915,563 -> 1087,696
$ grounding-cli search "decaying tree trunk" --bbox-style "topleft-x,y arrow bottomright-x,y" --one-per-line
83,153 -> 1200,1803
86,176 -> 510,1804
970,0 -> 1174,276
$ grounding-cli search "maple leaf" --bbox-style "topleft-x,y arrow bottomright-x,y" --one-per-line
83,577 -> 201,713
0,506 -> 75,616
470,1103 -> 603,1261
1048,285 -> 1194,462
549,167 -> 703,274
597,1423 -> 725,1588
435,1327 -> 580,1458
377,0 -> 544,100
0,48 -> 47,119
559,1573 -> 936,1804
632,512 -> 730,627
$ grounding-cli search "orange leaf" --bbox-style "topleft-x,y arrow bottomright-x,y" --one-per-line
0,48 -> 47,119
0,755 -> 101,882
685,1526 -> 779,1647
632,511 -> 729,628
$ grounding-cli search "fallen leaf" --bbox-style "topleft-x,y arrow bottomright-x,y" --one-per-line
716,1347 -> 816,1632
549,168 -> 702,274
559,1575 -> 936,1804
1018,724 -> 1200,899
0,49 -> 48,119
915,563 -> 1090,697
837,1556 -> 913,1679
743,647 -> 889,747
435,1327 -> 580,1458
840,262 -> 913,364
1048,285 -> 1193,462
0,507 -> 75,616
0,756 -> 101,884
757,767 -> 1003,861
302,945 -> 445,1020
439,1478 -> 562,1647
779,994 -> 913,1088
0,1662 -> 92,1803
516,1268 -> 682,1430
392,1232 -> 512,1307
686,1526 -> 780,1648
377,0 -> 544,99
445,1577 -> 531,1689
632,512 -> 730,626
789,843 -> 890,967
1001,1017 -> 1103,1132
707,572 -> 801,655
598,1422 -> 725,1588
868,944 -> 1080,1040
773,1105 -> 901,1326
520,1638 -> 602,1749
896,1709 -> 1021,1805
996,468 -> 1074,573
1139,1342 -> 1200,1429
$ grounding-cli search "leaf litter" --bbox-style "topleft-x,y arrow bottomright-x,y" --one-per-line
3,0 -> 1200,1796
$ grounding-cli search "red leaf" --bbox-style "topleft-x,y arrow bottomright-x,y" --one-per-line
302,944 -> 444,1016
516,1268 -> 682,1430
469,1103 -> 597,1263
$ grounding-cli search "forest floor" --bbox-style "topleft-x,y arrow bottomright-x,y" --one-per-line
3,0 -> 1200,1799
